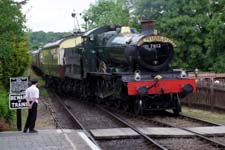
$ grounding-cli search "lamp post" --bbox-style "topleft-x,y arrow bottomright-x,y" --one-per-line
71,11 -> 76,31
195,68 -> 199,79
84,16 -> 89,31
71,10 -> 81,33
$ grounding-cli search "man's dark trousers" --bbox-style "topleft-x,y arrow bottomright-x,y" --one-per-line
24,102 -> 38,131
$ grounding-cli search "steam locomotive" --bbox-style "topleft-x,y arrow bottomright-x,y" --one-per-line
32,20 -> 196,115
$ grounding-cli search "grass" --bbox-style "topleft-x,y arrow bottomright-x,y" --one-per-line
29,69 -> 49,98
0,86 -> 16,131
182,106 -> 225,124
40,88 -> 49,98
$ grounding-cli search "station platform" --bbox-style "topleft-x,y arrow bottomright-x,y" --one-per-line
2,126 -> 225,149
0,129 -> 100,150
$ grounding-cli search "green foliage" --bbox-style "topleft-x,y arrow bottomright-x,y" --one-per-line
0,87 -> 15,123
133,0 -> 225,72
83,0 -> 130,29
212,53 -> 225,72
0,0 -> 29,87
183,106 -> 225,124
206,7 -> 225,72
28,31 -> 71,50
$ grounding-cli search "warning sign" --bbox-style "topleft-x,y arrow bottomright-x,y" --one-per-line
9,77 -> 28,109
9,93 -> 27,109
10,77 -> 28,93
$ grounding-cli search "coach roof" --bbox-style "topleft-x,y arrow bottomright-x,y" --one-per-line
42,35 -> 80,49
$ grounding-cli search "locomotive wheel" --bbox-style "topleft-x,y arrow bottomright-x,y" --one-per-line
56,83 -> 62,95
120,99 -> 130,112
44,76 -> 49,88
172,94 -> 181,115
114,99 -> 121,109
105,100 -> 112,107
96,97 -> 103,104
121,102 -> 129,112
134,98 -> 143,115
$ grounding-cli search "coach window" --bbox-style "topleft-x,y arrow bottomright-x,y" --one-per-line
73,48 -> 76,55
89,34 -> 94,41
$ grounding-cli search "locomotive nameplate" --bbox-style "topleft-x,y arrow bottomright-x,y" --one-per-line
138,36 -> 176,47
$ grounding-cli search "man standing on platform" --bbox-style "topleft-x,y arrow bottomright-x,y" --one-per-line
23,78 -> 39,133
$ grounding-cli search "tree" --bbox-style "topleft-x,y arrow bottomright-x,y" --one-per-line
0,0 -> 29,87
83,0 -> 130,29
205,0 -> 225,72
28,31 -> 71,50
134,0 -> 225,72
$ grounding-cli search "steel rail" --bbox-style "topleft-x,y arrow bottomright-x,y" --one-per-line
97,106 -> 168,150
145,114 -> 225,149
178,113 -> 223,126
163,111 -> 223,126
179,126 -> 225,149
104,105 -> 225,149
41,99 -> 63,129
54,94 -> 102,150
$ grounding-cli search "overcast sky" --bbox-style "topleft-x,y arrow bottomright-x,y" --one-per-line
20,0 -> 96,32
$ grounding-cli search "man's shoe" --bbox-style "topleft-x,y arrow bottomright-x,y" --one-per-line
23,129 -> 27,133
29,129 -> 38,133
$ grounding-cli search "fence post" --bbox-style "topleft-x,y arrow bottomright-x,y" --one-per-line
210,78 -> 214,111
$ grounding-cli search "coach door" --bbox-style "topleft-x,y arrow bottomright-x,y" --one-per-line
64,47 -> 82,79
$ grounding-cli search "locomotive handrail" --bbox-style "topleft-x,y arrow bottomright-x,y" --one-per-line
146,77 -> 160,90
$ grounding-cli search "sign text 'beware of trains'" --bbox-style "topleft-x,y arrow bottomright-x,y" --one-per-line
9,77 -> 28,109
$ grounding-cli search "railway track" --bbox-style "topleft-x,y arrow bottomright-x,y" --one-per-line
145,111 -> 222,127
44,92 -> 225,150
43,93 -> 165,149
55,96 -> 103,149
41,94 -> 79,129
105,103 -> 221,128
102,105 -> 225,150
144,113 -> 225,149
63,97 -> 166,150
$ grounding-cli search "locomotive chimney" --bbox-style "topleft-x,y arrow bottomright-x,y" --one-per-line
141,20 -> 155,34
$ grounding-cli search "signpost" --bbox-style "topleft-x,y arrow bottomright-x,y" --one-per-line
9,77 -> 28,131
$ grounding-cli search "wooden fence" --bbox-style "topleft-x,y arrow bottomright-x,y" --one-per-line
182,79 -> 225,110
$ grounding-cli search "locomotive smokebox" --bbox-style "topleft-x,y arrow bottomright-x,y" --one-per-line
141,20 -> 155,34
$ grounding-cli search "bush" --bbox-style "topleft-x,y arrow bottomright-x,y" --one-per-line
0,0 -> 30,88
0,87 -> 15,123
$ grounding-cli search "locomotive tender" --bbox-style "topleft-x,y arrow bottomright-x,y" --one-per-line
32,20 -> 196,115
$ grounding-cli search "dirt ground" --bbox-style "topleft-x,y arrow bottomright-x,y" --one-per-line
0,119 -> 11,131
35,96 -> 56,129
20,96 -> 56,131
